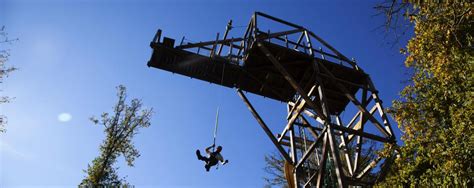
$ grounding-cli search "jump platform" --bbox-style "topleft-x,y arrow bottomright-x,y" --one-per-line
148,14 -> 368,115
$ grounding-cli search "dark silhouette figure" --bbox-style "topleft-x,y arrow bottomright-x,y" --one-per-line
196,144 -> 228,171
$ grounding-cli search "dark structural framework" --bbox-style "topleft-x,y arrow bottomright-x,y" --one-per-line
148,12 -> 398,188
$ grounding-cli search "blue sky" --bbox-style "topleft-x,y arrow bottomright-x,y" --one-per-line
1,0 -> 411,187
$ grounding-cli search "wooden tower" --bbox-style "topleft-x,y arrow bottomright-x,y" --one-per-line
148,12 -> 398,187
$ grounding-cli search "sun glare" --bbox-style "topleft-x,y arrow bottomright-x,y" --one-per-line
57,113 -> 72,122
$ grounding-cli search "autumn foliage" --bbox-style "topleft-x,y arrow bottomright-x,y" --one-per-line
378,2 -> 473,187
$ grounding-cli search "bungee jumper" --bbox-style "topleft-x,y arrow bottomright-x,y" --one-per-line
196,106 -> 229,172
193,41 -> 231,172
196,144 -> 229,172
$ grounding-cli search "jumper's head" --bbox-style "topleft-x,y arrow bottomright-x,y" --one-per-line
216,146 -> 223,152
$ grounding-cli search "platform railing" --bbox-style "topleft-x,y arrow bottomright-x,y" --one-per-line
156,12 -> 362,70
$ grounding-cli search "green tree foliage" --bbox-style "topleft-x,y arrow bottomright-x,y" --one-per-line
0,26 -> 18,132
378,2 -> 473,187
80,85 -> 153,187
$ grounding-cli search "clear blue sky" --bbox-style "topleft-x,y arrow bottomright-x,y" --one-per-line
1,0 -> 411,187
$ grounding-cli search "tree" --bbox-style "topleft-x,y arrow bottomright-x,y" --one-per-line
377,2 -> 473,187
264,152 -> 287,187
80,85 -> 153,187
0,26 -> 18,132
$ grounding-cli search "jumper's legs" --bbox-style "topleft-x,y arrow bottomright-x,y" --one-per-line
196,150 -> 209,162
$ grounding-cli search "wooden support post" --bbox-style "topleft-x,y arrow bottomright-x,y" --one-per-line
253,12 -> 258,37
180,36 -> 185,46
294,32 -> 304,50
210,32 -> 220,57
152,29 -> 162,43
316,133 -> 328,188
304,31 -> 314,57
336,116 -> 354,177
290,125 -> 299,188
327,125 -> 347,188
237,19 -> 252,57
371,92 -> 395,140
217,20 -> 232,56
237,89 -> 292,163
313,59 -> 346,188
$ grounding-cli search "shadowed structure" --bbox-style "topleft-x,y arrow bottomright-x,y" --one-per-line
148,12 -> 397,187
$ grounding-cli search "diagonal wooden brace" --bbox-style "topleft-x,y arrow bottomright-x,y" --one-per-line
237,89 -> 292,163
257,42 -> 327,121
279,86 -> 317,143
295,127 -> 327,170
316,61 -> 391,138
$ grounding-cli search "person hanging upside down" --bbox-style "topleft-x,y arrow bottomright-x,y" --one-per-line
196,144 -> 228,171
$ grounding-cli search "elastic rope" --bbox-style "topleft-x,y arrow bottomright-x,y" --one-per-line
212,61 -> 226,151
